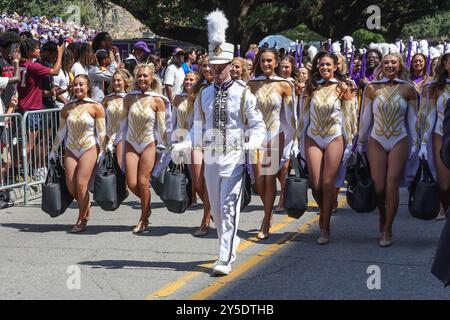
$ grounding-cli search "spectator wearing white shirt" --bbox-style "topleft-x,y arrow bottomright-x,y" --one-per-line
164,48 -> 185,103
53,49 -> 74,108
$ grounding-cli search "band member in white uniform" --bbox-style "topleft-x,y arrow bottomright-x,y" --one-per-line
173,10 -> 265,276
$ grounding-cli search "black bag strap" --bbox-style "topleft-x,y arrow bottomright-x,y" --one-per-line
287,154 -> 303,178
420,158 -> 435,183
46,160 -> 58,184
355,152 -> 371,180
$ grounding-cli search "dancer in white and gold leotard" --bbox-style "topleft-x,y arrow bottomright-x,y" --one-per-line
418,52 -> 450,220
247,48 -> 298,240
172,71 -> 213,236
357,53 -> 419,247
298,52 -> 357,245
50,74 -> 106,233
123,64 -> 170,233
103,69 -> 134,170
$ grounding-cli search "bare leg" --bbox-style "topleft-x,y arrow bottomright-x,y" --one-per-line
321,136 -> 344,233
192,151 -> 212,234
64,150 -> 79,199
72,146 -> 98,232
125,142 -> 141,198
367,138 -> 388,232
275,160 -> 290,212
433,134 -> 450,214
383,138 -> 408,235
134,142 -> 156,231
305,137 -> 324,214
257,134 -> 284,239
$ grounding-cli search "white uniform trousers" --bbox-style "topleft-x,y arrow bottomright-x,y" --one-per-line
204,164 -> 243,265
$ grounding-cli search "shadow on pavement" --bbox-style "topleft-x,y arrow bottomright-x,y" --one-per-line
78,259 -> 214,274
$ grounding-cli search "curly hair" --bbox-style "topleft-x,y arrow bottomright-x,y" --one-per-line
0,31 -> 20,49
306,51 -> 353,96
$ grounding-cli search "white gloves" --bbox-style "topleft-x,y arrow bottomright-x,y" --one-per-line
97,151 -> 104,164
409,144 -> 418,159
290,143 -> 300,157
106,143 -> 114,153
418,143 -> 428,160
342,144 -> 353,164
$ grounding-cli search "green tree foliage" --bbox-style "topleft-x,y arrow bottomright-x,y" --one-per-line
351,29 -> 386,48
103,0 -> 449,49
400,11 -> 450,40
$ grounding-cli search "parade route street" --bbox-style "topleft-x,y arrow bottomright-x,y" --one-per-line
0,188 -> 449,300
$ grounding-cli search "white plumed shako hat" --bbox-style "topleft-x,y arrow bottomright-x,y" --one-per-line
206,10 -> 234,64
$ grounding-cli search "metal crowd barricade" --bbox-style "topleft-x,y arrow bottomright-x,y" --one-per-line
21,109 -> 62,204
0,113 -> 26,194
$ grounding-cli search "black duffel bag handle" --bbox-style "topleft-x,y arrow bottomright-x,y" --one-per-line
284,153 -> 309,219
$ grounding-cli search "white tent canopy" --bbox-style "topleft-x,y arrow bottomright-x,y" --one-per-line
258,35 -> 297,51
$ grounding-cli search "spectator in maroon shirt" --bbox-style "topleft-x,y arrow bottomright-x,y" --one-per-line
17,38 -> 63,169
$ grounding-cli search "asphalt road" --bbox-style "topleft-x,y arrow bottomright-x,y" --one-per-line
0,187 -> 449,300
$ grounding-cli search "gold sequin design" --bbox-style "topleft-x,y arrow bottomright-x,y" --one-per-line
310,86 -> 340,138
176,96 -> 194,131
67,105 -> 96,152
373,86 -> 405,140
105,97 -> 125,138
436,86 -> 450,134
254,82 -> 282,134
127,95 -> 155,145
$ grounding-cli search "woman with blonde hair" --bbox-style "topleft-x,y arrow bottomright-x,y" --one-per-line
122,64 -> 170,233
102,68 -> 134,170
357,53 -> 419,247
49,74 -> 107,233
231,57 -> 250,83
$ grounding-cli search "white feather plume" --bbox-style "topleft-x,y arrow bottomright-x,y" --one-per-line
331,42 -> 341,55
206,10 -> 229,47
437,44 -> 444,54
388,43 -> 399,54
429,47 -> 440,60
342,36 -> 353,44
412,41 -> 419,54
380,43 -> 390,56
419,40 -> 429,56
308,45 -> 318,61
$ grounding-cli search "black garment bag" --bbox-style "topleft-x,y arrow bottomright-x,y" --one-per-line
284,154 -> 309,219
161,161 -> 193,213
94,151 -> 127,211
408,159 -> 440,220
41,159 -> 73,217
346,152 -> 377,213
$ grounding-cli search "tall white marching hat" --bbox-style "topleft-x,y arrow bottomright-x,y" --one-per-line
206,10 -> 234,64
